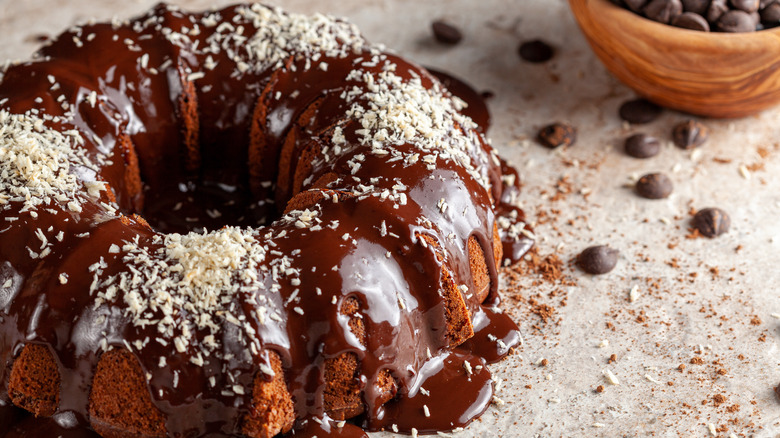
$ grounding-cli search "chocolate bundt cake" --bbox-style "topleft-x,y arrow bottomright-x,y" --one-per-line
0,3 -> 533,437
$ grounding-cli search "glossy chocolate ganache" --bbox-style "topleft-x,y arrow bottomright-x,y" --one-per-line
0,3 -> 533,437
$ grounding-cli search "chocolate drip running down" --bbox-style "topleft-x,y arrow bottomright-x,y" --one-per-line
0,3 -> 532,437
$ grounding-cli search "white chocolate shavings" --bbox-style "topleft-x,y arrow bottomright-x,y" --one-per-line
496,207 -> 534,247
603,369 -> 620,385
336,63 -> 491,191
628,285 -> 641,303
0,110 -> 110,222
96,227 -> 272,358
201,4 -> 365,75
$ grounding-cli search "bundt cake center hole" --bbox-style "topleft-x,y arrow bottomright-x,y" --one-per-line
138,178 -> 275,234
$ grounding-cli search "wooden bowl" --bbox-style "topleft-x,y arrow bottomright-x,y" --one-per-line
569,0 -> 780,118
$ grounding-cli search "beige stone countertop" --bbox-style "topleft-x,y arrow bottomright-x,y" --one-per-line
1,0 -> 779,436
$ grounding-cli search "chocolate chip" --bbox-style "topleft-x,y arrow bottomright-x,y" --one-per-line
625,133 -> 661,158
636,173 -> 674,199
717,9 -> 758,30
480,90 -> 495,100
518,39 -> 555,63
707,0 -> 730,21
619,98 -> 663,124
644,0 -> 684,23
578,245 -> 619,275
731,0 -> 760,12
537,123 -> 577,148
432,21 -> 463,45
692,207 -> 730,237
761,2 -> 780,25
682,0 -> 712,14
672,119 -> 709,149
672,11 -> 713,29
618,0 -> 764,30
775,384 -> 780,400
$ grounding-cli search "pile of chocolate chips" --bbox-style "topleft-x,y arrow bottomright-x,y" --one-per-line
609,0 -> 780,32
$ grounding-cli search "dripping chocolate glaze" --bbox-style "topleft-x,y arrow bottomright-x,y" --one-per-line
0,3 -> 532,437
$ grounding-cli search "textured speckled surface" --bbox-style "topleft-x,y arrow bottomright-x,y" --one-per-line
1,0 -> 779,436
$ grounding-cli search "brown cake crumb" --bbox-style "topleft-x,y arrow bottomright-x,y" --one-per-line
522,250 -> 568,284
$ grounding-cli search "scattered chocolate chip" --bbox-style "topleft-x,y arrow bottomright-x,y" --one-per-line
518,39 -> 555,63
578,245 -> 619,275
644,0 -> 684,23
537,123 -> 577,148
692,207 -> 731,237
625,133 -> 661,158
682,0 -> 711,14
717,9 -> 758,30
619,98 -> 663,124
432,20 -> 463,45
775,384 -> 780,400
636,172 -> 674,199
672,119 -> 709,149
672,11 -> 712,29
731,0 -> 760,13
480,90 -> 495,100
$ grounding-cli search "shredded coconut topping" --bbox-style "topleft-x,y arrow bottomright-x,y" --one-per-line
200,4 -> 365,75
0,110 -> 107,219
97,227 -> 268,356
333,62 -> 491,190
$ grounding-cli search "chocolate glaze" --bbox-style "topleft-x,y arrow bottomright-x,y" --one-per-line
290,418 -> 368,438
4,413 -> 101,438
0,3 -> 532,437
496,160 -> 535,265
427,68 -> 491,133
0,402 -> 27,437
